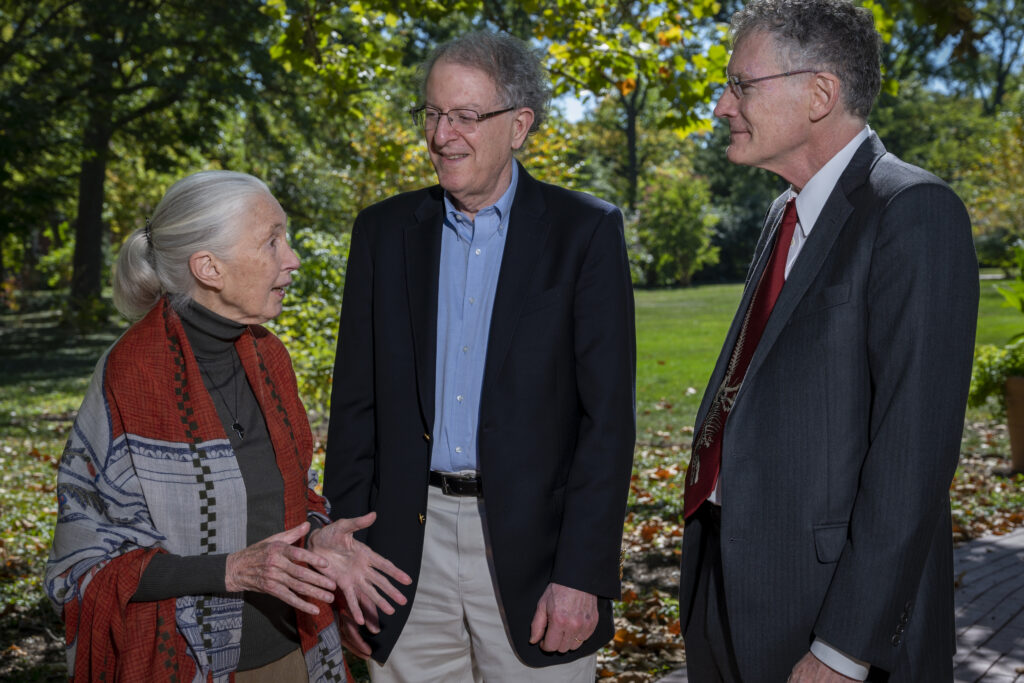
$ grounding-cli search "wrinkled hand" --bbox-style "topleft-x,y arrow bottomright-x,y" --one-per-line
788,652 -> 859,682
308,512 -> 412,627
528,582 -> 598,653
225,521 -> 336,616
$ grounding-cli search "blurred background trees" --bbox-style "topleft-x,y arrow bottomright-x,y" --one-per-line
2,0 -> 1021,407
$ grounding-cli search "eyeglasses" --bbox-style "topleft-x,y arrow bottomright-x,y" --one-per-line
410,105 -> 514,134
725,69 -> 817,99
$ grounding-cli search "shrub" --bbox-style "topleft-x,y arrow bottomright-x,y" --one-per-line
968,339 -> 1024,418
270,228 -> 350,429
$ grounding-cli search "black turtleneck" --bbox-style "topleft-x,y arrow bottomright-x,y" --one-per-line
131,300 -> 299,669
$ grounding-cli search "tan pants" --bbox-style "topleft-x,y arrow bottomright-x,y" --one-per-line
370,485 -> 597,683
234,647 -> 306,682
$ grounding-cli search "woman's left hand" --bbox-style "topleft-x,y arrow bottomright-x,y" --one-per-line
308,512 -> 412,626
225,521 -> 337,615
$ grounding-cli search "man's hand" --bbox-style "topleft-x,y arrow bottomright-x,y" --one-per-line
335,606 -> 379,660
528,582 -> 598,653
788,652 -> 859,682
308,512 -> 412,625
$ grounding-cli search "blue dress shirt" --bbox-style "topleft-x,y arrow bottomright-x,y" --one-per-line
430,163 -> 519,473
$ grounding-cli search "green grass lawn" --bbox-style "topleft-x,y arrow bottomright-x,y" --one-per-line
635,278 -> 1024,437
1,279 -> 1022,680
976,278 -> 1024,346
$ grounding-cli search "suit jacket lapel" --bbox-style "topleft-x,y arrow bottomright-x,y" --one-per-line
482,163 -> 549,393
738,134 -> 885,397
406,187 -> 445,427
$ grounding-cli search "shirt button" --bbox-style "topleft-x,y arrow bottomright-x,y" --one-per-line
456,394 -> 463,402
462,346 -> 469,352
468,297 -> 475,304
455,446 -> 463,453
475,248 -> 482,255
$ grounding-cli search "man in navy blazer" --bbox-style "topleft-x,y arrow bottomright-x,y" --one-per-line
324,31 -> 636,682
679,1 -> 978,681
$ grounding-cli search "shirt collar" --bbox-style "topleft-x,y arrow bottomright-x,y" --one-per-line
443,161 -> 519,240
792,125 -> 871,238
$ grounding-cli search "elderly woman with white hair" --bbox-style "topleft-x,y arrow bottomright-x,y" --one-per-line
46,170 -> 410,682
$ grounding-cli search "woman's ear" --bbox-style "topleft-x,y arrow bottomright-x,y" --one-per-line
189,251 -> 224,291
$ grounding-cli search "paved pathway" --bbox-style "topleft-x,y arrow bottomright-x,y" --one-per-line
656,526 -> 1024,683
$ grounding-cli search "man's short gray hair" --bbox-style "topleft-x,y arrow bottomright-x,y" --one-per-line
730,0 -> 881,119
419,30 -> 551,134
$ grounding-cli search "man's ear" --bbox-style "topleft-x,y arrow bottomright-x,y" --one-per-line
189,251 -> 224,291
510,107 -> 535,150
809,71 -> 842,122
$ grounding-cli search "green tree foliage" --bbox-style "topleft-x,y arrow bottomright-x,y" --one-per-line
530,0 -> 728,210
0,2 -> 81,289
957,91 -> 1024,266
269,0 -> 729,212
946,0 -> 1024,114
631,160 -> 720,287
269,229 -> 351,425
2,0 -> 291,323
871,82 -> 990,184
874,0 -> 1023,114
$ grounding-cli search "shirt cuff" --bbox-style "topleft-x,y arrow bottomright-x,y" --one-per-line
810,638 -> 870,680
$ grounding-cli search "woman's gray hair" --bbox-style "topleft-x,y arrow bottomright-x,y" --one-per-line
730,0 -> 881,119
419,30 -> 551,134
112,170 -> 272,321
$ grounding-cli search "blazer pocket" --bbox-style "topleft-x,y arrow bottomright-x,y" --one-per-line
520,283 -> 570,316
813,523 -> 848,563
792,282 -> 851,320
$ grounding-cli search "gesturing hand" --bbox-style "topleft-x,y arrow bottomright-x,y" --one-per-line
529,582 -> 598,653
308,512 -> 412,626
225,521 -> 336,615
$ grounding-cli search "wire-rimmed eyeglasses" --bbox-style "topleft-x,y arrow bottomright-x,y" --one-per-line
725,69 -> 817,99
410,105 -> 515,134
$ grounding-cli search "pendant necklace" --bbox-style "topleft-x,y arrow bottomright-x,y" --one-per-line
204,354 -> 245,440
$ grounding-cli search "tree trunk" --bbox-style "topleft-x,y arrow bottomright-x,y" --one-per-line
69,106 -> 112,318
69,16 -> 116,322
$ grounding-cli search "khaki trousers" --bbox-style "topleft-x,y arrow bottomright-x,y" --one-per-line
370,485 -> 596,683
234,647 -> 306,682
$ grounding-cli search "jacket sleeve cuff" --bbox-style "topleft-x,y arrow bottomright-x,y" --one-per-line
811,638 -> 870,680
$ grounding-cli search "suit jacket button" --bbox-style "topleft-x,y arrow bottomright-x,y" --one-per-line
896,623 -> 905,634
423,433 -> 431,442
418,513 -> 425,524
891,634 -> 902,646
900,613 -> 909,626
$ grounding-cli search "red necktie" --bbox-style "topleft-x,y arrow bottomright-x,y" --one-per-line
683,198 -> 799,518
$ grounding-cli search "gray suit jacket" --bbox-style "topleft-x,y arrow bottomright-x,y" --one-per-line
679,134 -> 978,682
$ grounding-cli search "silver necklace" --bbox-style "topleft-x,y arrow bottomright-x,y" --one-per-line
203,354 -> 245,440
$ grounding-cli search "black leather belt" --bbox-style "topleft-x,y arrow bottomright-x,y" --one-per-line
429,471 -> 483,497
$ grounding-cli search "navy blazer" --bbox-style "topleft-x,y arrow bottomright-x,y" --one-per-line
325,163 -> 637,666
679,134 -> 979,682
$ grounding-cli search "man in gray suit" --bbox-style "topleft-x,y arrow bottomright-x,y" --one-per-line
679,1 -> 978,681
